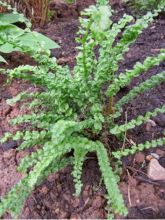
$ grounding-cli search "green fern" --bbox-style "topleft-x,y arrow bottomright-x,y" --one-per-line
113,137 -> 165,160
0,0 -> 165,218
124,0 -> 163,15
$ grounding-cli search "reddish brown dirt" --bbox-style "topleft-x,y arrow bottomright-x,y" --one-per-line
0,0 -> 165,219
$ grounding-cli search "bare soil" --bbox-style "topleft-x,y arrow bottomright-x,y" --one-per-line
0,0 -> 165,219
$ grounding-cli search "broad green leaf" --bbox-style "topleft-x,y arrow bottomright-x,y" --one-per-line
0,24 -> 24,38
0,13 -> 28,24
18,32 -> 60,50
0,55 -> 7,63
0,38 -> 3,44
0,43 -> 20,53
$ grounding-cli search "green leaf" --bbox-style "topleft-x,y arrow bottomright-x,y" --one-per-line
91,5 -> 112,37
0,43 -> 20,53
0,55 -> 7,63
18,32 -> 60,50
0,24 -> 24,38
0,13 -> 28,24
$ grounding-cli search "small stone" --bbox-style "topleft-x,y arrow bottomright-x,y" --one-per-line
54,208 -> 60,214
150,153 -> 160,160
134,152 -> 145,164
145,119 -> 156,131
36,204 -> 41,209
147,158 -> 165,180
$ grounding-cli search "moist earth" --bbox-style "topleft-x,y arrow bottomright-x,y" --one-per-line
0,0 -> 165,218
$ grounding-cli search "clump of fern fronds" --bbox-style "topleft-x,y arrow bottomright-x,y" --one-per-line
0,0 -> 165,218
124,0 -> 164,16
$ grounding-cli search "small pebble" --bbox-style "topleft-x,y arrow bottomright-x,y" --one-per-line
147,158 -> 165,180
150,153 -> 160,160
145,119 -> 156,131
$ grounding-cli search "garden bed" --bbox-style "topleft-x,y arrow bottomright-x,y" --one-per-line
0,0 -> 165,218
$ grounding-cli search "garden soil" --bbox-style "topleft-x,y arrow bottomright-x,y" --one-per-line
0,0 -> 165,218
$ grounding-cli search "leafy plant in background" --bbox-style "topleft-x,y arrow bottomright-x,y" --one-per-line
0,0 -> 165,218
0,1 -> 59,63
4,0 -> 51,26
124,0 -> 163,15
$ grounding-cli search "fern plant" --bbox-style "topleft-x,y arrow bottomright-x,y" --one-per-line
0,0 -> 165,218
124,0 -> 163,15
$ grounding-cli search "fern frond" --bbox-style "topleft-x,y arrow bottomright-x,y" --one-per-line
71,136 -> 127,216
17,120 -> 92,172
75,18 -> 96,79
95,14 -> 133,86
6,65 -> 46,86
111,11 -> 160,72
72,148 -> 88,196
115,71 -> 165,111
74,3 -> 113,79
96,0 -> 109,6
17,134 -> 127,216
110,105 -> 165,135
108,51 -> 165,97
6,92 -> 30,106
96,142 -> 128,216
112,137 -> 165,160
10,113 -> 49,125
18,130 -> 49,150
0,156 -> 72,218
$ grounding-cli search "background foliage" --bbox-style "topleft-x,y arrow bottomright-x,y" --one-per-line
124,0 -> 163,15
1,0 -> 51,26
